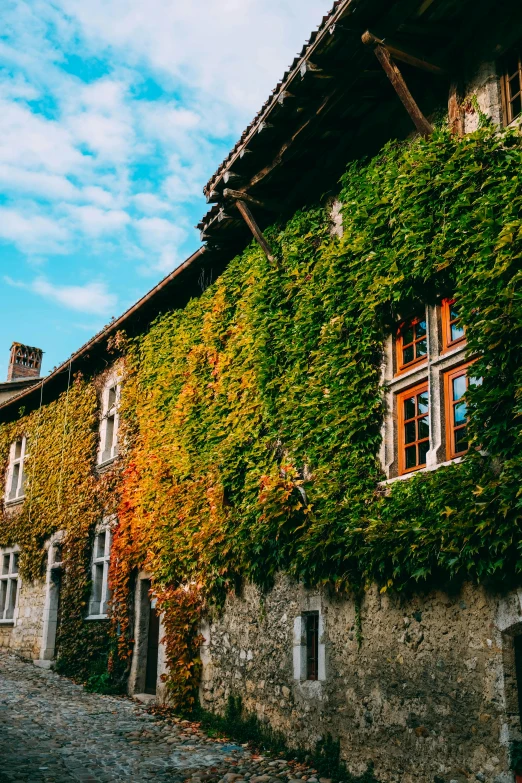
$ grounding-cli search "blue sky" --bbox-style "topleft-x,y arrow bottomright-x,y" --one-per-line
0,0 -> 333,378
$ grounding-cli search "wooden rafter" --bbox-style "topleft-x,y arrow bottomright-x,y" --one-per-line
362,31 -> 433,137
361,31 -> 446,75
235,200 -> 276,265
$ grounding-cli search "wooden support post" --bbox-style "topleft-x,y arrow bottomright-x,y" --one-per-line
235,200 -> 276,265
448,81 -> 464,137
362,33 -> 433,137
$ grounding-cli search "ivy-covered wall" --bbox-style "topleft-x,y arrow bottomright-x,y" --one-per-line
112,126 -> 522,704
1,126 -> 522,706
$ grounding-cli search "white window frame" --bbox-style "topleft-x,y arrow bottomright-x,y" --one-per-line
86,521 -> 113,620
380,303 -> 471,483
0,547 -> 20,625
97,376 -> 120,466
5,436 -> 28,504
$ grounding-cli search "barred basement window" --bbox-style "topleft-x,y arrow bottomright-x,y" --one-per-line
87,527 -> 112,619
98,379 -> 120,465
501,45 -> 522,125
0,549 -> 20,623
5,437 -> 28,503
305,611 -> 319,681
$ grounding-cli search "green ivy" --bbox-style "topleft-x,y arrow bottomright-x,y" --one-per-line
116,125 -> 522,605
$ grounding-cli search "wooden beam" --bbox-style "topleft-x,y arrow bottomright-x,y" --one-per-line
361,30 -> 447,75
362,35 -> 433,137
223,189 -> 268,210
235,200 -> 276,265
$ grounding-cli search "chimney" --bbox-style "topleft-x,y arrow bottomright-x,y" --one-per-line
7,342 -> 43,382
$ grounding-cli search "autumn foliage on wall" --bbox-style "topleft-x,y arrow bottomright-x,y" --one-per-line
111,126 -> 522,706
2,126 -> 522,708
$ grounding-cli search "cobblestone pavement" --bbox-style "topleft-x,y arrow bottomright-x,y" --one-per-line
0,652 -> 326,783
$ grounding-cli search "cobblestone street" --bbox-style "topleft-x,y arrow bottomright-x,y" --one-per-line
0,652 -> 323,783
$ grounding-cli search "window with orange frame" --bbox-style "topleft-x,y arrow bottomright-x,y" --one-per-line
397,381 -> 430,475
396,314 -> 428,373
441,298 -> 465,351
444,362 -> 482,459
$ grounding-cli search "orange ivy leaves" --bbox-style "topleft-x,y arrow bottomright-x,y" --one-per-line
156,583 -> 205,710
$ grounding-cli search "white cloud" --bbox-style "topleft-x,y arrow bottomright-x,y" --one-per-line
5,275 -> 117,315
132,192 -> 172,214
66,205 -> 131,236
0,207 -> 68,253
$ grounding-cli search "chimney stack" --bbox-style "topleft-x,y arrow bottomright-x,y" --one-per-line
7,342 -> 43,382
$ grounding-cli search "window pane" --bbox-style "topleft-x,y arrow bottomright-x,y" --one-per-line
402,344 -> 414,365
452,374 -> 467,401
454,427 -> 468,453
20,468 -> 27,497
2,554 -> 10,576
14,441 -> 22,459
404,396 -> 416,420
469,375 -> 482,387
405,421 -> 416,444
418,416 -> 430,440
416,320 -> 427,338
6,579 -> 18,619
402,324 -> 414,345
105,416 -> 115,451
405,445 -> 417,469
0,580 -> 6,615
9,464 -> 20,499
418,440 -> 429,465
450,322 -> 465,342
454,401 -> 467,425
96,532 -> 106,559
108,386 -> 117,409
511,93 -> 522,120
11,553 -> 19,575
417,392 -> 429,415
415,338 -> 427,357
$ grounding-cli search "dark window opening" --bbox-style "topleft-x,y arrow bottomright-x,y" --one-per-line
305,611 -> 319,681
502,46 -> 522,125
514,636 -> 522,729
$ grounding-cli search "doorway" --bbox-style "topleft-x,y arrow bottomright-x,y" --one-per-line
145,600 -> 160,694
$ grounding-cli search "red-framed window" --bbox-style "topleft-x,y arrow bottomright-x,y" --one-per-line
444,362 -> 482,459
397,381 -> 430,475
501,46 -> 522,126
396,314 -> 428,373
441,298 -> 465,351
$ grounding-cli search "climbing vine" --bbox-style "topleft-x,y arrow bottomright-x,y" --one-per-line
2,125 -> 522,707
0,372 -> 124,686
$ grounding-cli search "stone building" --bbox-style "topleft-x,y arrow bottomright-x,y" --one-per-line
1,2 -> 522,782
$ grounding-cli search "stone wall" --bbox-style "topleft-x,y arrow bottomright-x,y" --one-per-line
463,61 -> 504,133
0,577 -> 46,660
199,574 -> 519,783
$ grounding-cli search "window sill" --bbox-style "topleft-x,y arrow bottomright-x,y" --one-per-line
0,620 -> 15,626
85,614 -> 109,621
380,457 -> 464,486
4,496 -> 25,508
96,455 -> 118,472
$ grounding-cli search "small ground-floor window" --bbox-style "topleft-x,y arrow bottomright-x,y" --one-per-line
0,549 -> 19,622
